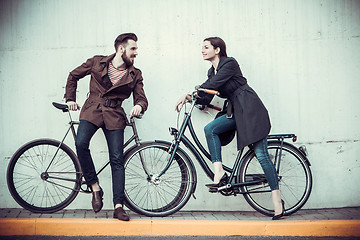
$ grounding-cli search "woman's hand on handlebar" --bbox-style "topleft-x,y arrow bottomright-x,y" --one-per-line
175,93 -> 193,112
66,101 -> 80,111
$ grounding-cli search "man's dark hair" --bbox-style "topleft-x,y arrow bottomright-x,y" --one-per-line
114,33 -> 138,51
204,37 -> 227,57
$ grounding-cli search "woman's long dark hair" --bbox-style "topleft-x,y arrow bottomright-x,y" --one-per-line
204,37 -> 227,57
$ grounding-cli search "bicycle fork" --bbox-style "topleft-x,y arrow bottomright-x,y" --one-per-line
155,136 -> 181,179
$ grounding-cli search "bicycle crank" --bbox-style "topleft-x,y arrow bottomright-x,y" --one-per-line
218,184 -> 232,191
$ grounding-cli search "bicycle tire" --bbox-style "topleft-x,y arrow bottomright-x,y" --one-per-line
7,139 -> 82,213
123,141 -> 195,217
238,141 -> 312,216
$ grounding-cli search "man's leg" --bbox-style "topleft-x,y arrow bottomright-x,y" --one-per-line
103,128 -> 129,221
75,120 -> 99,187
75,120 -> 103,212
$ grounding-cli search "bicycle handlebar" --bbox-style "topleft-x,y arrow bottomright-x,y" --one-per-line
195,87 -> 220,96
192,87 -> 222,111
52,102 -> 143,119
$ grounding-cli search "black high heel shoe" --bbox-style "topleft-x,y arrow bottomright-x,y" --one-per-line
205,173 -> 228,188
272,200 -> 285,220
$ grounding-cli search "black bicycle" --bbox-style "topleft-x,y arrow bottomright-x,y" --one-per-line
123,89 -> 312,217
6,102 -> 144,213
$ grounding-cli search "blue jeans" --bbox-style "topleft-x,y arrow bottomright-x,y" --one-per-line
75,120 -> 125,206
204,114 -> 279,190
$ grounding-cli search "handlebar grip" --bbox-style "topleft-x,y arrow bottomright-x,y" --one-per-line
132,114 -> 143,119
203,89 -> 219,95
196,88 -> 219,96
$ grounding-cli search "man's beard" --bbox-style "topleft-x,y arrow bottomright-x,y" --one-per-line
122,51 -> 135,67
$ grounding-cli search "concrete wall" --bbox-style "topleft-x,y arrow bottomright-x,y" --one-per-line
1,0 -> 359,211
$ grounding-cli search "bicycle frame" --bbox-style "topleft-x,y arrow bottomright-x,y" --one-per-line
157,98 -> 248,185
47,103 -> 142,192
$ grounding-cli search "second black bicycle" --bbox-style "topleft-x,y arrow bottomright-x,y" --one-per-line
123,90 -> 312,217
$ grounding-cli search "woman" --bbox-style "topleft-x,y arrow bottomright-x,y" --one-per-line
175,37 -> 284,220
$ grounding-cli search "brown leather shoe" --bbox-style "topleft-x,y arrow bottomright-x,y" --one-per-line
113,206 -> 130,221
91,188 -> 103,213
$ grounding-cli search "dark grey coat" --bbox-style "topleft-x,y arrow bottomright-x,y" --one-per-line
199,57 -> 271,150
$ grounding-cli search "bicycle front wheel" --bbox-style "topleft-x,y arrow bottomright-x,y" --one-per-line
238,141 -> 312,216
124,141 -> 195,217
7,139 -> 82,213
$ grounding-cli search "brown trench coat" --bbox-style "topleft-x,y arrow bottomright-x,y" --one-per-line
64,53 -> 148,130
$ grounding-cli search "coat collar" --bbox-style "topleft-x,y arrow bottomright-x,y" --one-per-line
100,54 -> 137,93
217,56 -> 232,71
100,53 -> 136,78
208,56 -> 230,76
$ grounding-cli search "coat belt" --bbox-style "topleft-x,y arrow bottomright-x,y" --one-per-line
89,93 -> 123,108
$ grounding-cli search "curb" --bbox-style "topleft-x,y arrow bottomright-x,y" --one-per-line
1,218 -> 360,237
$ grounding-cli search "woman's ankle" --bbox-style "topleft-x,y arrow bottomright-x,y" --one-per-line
91,182 -> 100,191
213,171 -> 226,183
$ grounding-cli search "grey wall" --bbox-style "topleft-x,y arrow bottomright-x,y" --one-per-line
1,0 -> 359,211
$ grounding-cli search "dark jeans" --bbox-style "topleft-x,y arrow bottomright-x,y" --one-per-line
204,114 -> 279,190
75,120 -> 125,206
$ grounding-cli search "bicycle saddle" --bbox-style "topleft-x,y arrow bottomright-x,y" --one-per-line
52,102 -> 69,112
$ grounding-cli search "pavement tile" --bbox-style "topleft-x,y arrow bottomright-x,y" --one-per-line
39,212 -> 64,218
0,208 -> 21,218
17,210 -> 41,219
200,212 -> 218,220
214,212 -> 236,220
342,208 -> 360,219
84,210 -> 97,218
62,209 -> 86,218
93,211 -> 108,219
166,212 -> 186,220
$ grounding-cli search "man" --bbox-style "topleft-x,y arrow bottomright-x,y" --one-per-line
64,33 -> 148,221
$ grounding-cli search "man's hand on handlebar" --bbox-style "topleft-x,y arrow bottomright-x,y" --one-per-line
129,104 -> 143,117
66,101 -> 81,111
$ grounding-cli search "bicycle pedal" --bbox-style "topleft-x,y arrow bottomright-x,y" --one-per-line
218,184 -> 232,191
208,187 -> 218,193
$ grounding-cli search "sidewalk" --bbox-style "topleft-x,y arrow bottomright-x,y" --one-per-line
1,207 -> 360,237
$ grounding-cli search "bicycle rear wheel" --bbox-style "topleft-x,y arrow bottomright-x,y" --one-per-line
238,141 -> 312,216
7,139 -> 82,213
124,141 -> 195,217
